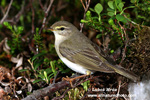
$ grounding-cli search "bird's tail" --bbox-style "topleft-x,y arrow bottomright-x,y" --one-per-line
106,63 -> 140,82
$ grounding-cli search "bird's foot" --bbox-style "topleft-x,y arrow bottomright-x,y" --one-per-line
63,74 -> 88,87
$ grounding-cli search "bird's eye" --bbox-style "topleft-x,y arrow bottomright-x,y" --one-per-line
59,27 -> 65,31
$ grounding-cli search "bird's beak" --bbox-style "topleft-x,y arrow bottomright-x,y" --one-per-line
46,27 -> 54,31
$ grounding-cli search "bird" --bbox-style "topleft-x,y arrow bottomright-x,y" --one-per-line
47,21 -> 140,83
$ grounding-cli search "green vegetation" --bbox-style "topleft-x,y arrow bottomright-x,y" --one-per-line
0,0 -> 150,99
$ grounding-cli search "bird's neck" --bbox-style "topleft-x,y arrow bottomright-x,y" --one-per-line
54,31 -> 70,55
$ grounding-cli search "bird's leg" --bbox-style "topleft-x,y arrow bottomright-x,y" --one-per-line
63,71 -> 91,87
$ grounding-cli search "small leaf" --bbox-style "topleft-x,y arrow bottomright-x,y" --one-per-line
45,68 -> 52,75
107,8 -> 115,12
107,12 -> 115,16
96,34 -> 102,38
3,22 -> 12,30
18,26 -> 24,32
38,74 -> 45,79
81,19 -> 88,23
137,15 -> 146,19
18,69 -> 28,72
31,52 -> 46,62
121,6 -> 135,14
108,18 -> 114,25
110,50 -> 114,53
130,0 -> 135,3
44,71 -> 48,80
81,80 -> 90,91
115,0 -> 121,5
33,79 -> 43,84
33,59 -> 44,70
48,73 -> 54,79
94,3 -> 103,15
74,88 -> 79,98
116,14 -> 127,23
14,25 -> 17,32
148,7 -> 150,11
3,22 -> 8,26
0,24 -> 3,29
130,0 -> 139,3
108,1 -> 114,9
50,61 -> 56,75
89,8 -> 95,12
36,28 -> 39,34
86,11 -> 91,20
118,2 -> 124,11
116,14 -> 124,21
1,0 -> 6,7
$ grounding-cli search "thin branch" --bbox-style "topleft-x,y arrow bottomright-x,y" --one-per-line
52,70 -> 60,84
22,81 -> 71,100
80,0 -> 86,10
36,0 -> 54,54
14,0 -> 25,22
22,75 -> 90,100
80,0 -> 91,32
0,0 -> 13,24
116,80 -> 121,100
118,22 -> 129,65
39,0 -> 44,10
4,1 -> 25,24
39,0 -> 54,34
30,0 -> 35,35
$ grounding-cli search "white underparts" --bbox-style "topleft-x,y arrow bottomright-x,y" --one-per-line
60,57 -> 93,75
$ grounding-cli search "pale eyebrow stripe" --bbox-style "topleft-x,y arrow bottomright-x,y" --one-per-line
55,26 -> 69,30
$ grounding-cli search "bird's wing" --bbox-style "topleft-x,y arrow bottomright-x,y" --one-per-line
59,42 -> 115,73
91,42 -> 117,66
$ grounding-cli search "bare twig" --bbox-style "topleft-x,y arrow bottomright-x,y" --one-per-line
80,0 -> 91,32
0,38 -> 7,53
22,81 -> 70,100
52,70 -> 60,84
39,0 -> 44,10
0,0 -> 13,24
35,0 -> 54,54
116,80 -> 121,100
118,22 -> 129,65
9,0 -> 25,24
73,76 -> 90,88
30,0 -> 35,35
28,43 -> 36,54
80,0 -> 86,10
4,0 -> 25,25
39,0 -> 54,34
22,75 -> 90,100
